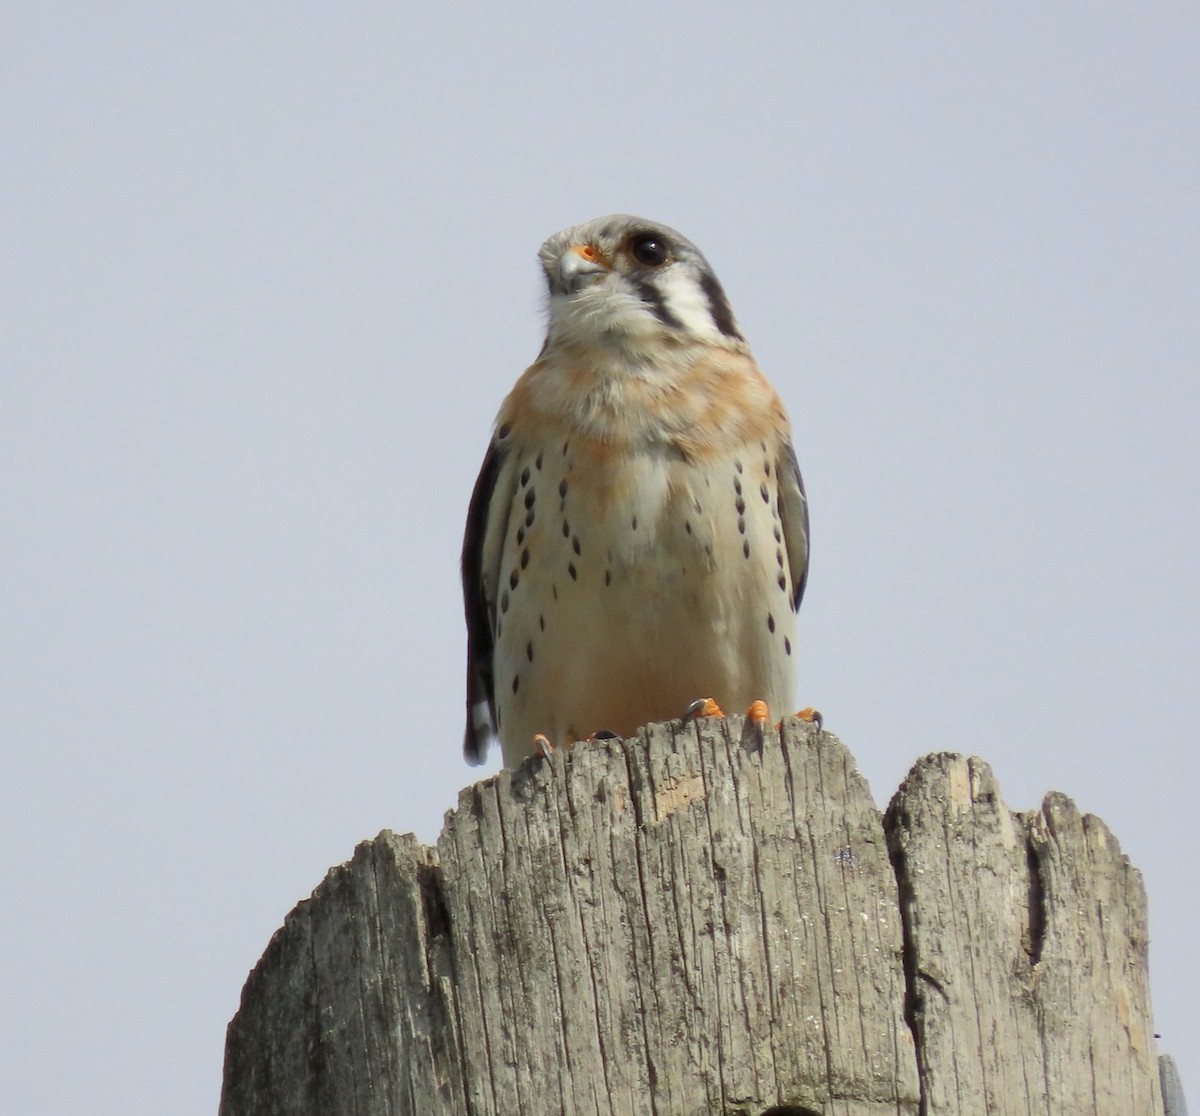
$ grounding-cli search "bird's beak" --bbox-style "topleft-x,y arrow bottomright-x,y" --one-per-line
559,243 -> 608,294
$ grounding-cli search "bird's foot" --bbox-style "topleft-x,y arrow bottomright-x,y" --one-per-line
682,697 -> 773,728
792,706 -> 823,729
681,697 -> 725,721
682,698 -> 817,746
532,728 -> 621,758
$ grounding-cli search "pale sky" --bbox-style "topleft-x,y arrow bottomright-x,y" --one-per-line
2,4 -> 1196,1112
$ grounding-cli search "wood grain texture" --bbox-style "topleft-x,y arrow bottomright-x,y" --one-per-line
884,753 -> 1163,1116
219,832 -> 465,1115
439,716 -> 917,1116
220,723 -> 1176,1116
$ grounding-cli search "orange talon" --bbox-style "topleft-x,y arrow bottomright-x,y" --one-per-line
682,697 -> 725,721
532,733 -> 554,757
793,707 -> 824,729
746,699 -> 769,727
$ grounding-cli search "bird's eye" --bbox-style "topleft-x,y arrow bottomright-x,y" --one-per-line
628,233 -> 670,268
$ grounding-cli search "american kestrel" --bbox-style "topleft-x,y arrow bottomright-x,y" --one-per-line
461,214 -> 810,769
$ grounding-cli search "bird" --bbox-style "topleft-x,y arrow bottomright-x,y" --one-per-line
461,214 -> 811,769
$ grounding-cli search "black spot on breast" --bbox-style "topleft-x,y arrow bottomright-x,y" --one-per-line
524,488 -> 535,510
562,440 -> 570,456
735,496 -> 745,515
539,614 -> 545,631
562,520 -> 570,537
738,517 -> 746,535
631,515 -> 638,530
605,569 -> 612,586
535,452 -> 543,470
517,526 -> 525,545
497,422 -> 512,440
509,570 -> 519,591
760,483 -> 770,503
525,507 -> 535,527
572,536 -> 581,556
784,637 -> 792,656
520,466 -> 531,487
512,674 -> 520,694
734,476 -> 743,496
500,590 -> 510,614
776,548 -> 784,568
767,613 -> 776,634
685,521 -> 692,535
777,573 -> 787,591
521,548 -> 530,569
774,525 -> 782,543
526,641 -> 533,662
568,562 -> 577,580
743,540 -> 750,559
764,461 -> 771,477
558,478 -> 568,499
734,460 -> 743,475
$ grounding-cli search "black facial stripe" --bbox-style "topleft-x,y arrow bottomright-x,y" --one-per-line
633,279 -> 684,329
699,271 -> 743,340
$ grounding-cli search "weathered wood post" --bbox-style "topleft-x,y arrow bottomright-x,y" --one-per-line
219,717 -> 1179,1115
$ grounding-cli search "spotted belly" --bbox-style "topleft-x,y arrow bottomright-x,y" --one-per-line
492,445 -> 797,767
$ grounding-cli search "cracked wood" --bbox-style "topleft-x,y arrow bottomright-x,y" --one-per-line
219,720 -> 1170,1116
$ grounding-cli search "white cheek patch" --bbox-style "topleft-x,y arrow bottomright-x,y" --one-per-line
653,266 -> 723,340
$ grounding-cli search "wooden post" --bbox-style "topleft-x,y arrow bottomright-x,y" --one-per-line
219,717 -> 1178,1115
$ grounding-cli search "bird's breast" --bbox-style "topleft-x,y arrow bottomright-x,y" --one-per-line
487,341 -> 798,765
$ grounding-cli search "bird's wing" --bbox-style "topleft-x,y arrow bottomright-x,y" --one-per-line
776,439 -> 810,612
460,438 -> 515,764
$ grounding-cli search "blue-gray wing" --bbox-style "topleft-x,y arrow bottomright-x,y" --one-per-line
460,440 -> 512,764
776,440 -> 810,611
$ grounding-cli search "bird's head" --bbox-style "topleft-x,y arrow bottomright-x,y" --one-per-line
537,214 -> 745,352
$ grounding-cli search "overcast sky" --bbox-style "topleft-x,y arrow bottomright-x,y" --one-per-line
2,4 -> 1196,1112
